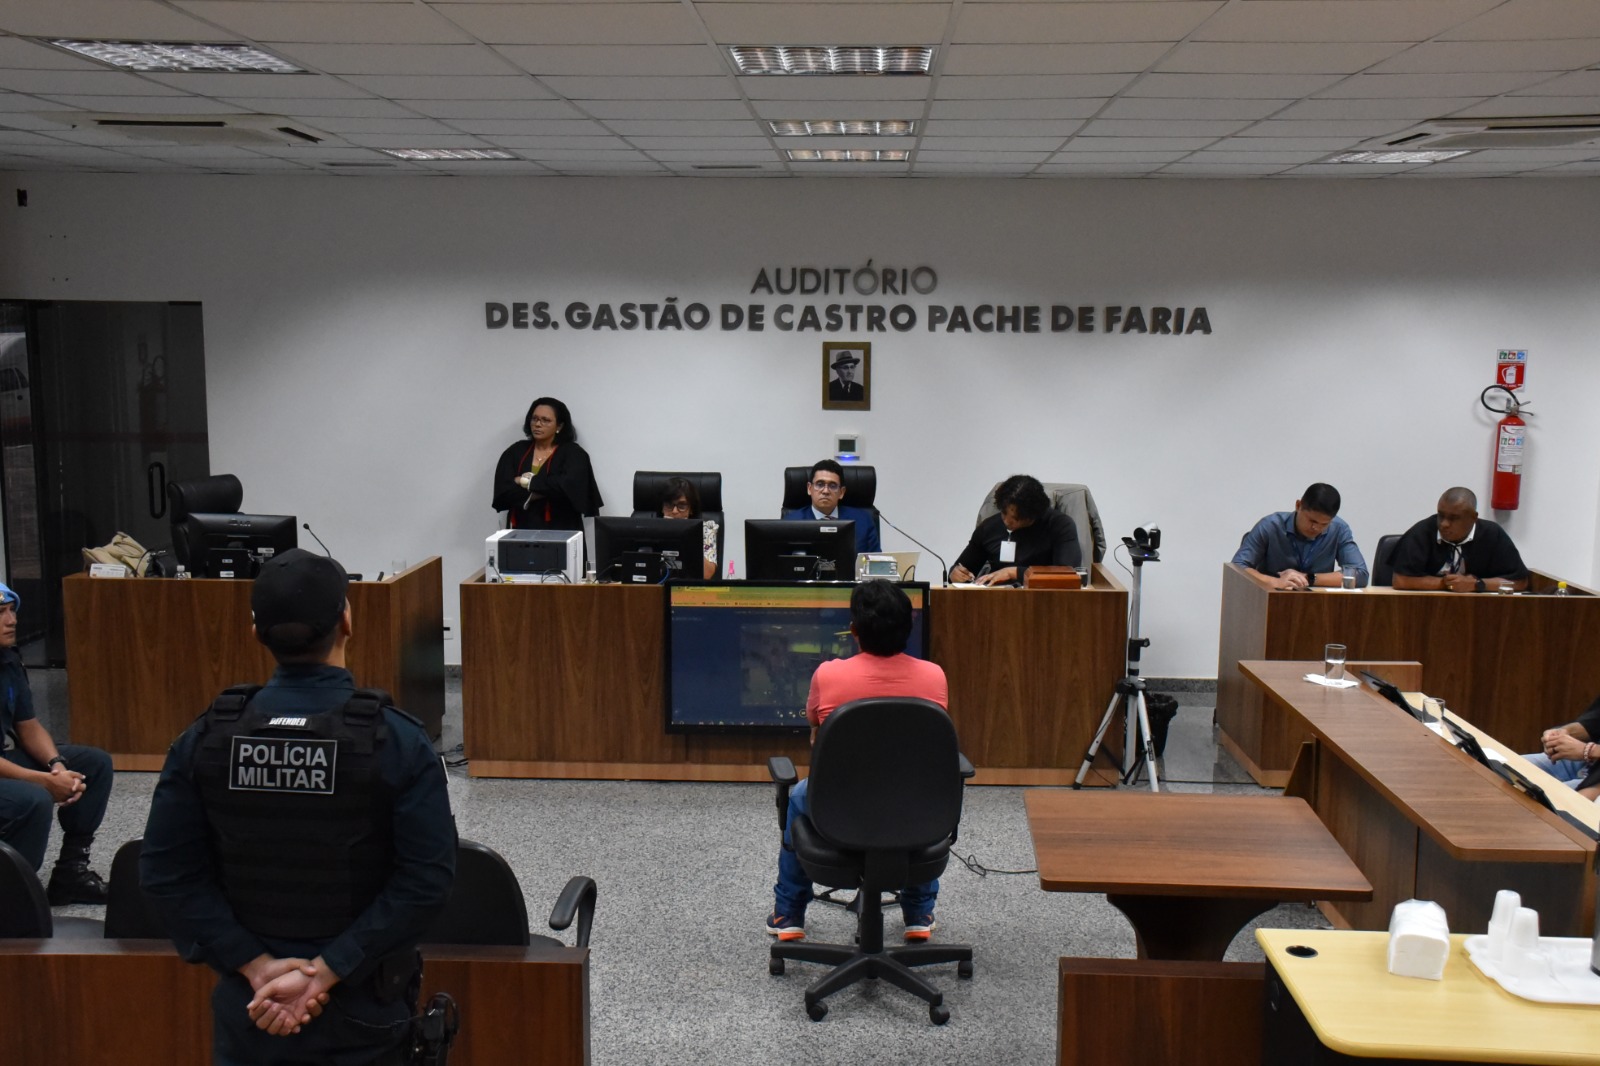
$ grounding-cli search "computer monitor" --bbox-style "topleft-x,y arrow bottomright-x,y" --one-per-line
744,519 -> 857,582
179,512 -> 297,578
593,516 -> 706,584
665,581 -> 930,733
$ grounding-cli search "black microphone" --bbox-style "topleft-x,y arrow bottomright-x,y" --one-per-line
873,508 -> 950,586
302,522 -> 332,557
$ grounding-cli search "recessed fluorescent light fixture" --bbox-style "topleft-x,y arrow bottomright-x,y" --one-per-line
46,39 -> 305,74
1325,150 -> 1471,164
787,149 -> 910,162
377,148 -> 517,161
770,120 -> 915,137
730,46 -> 933,76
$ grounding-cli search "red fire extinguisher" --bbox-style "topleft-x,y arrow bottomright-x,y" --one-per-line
1482,385 -> 1528,511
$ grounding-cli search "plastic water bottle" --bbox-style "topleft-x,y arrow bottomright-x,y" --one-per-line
174,564 -> 190,580
1554,581 -> 1570,596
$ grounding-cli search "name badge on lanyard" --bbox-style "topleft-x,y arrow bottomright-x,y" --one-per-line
999,539 -> 1017,564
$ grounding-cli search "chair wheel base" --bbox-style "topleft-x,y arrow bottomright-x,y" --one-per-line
806,1000 -> 828,1022
930,1003 -> 950,1025
957,959 -> 974,979
769,956 -> 785,976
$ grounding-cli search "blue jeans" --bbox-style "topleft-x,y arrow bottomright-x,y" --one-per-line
1523,752 -> 1591,786
773,778 -> 939,922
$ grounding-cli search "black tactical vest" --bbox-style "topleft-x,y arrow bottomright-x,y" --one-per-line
192,686 -> 397,941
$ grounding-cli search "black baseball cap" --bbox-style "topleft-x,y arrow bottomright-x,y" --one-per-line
251,549 -> 349,654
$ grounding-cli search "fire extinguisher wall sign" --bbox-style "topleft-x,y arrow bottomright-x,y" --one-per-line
1497,349 -> 1527,390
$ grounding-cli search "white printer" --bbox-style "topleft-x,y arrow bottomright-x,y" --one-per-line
486,529 -> 583,584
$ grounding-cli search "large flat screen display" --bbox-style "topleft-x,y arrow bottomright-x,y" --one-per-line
666,582 -> 929,733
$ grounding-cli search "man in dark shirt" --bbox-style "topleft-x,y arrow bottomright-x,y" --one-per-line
0,581 -> 113,903
1390,486 -> 1529,592
141,551 -> 455,1065
951,474 -> 1080,586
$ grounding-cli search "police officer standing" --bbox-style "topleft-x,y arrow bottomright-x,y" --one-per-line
141,550 -> 456,1065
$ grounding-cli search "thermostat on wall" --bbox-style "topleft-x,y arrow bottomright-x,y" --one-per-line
835,432 -> 862,462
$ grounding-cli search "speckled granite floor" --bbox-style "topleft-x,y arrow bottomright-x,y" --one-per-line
33,673 -> 1327,1065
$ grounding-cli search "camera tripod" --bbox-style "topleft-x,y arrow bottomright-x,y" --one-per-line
1074,533 -> 1161,791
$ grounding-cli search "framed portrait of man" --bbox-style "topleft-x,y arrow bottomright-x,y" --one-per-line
821,341 -> 870,411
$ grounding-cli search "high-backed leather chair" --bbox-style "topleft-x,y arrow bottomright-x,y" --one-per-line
0,839 -> 52,938
166,473 -> 243,571
1371,533 -> 1404,587
975,481 -> 1106,564
781,465 -> 880,545
767,698 -> 974,1024
104,838 -> 169,939
421,840 -> 596,949
630,470 -> 725,575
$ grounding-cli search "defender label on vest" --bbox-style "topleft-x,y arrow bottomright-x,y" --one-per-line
229,736 -> 337,794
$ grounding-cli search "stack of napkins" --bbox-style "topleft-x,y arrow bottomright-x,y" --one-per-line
1387,899 -> 1450,980
1304,674 -> 1360,689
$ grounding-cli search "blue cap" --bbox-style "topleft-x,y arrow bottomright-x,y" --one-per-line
0,582 -> 16,608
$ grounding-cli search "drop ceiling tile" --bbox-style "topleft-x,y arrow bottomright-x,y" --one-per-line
915,149 -> 1050,162
1081,118 -> 1251,137
1193,0 -> 1501,43
272,43 -> 517,76
1542,160 -> 1600,172
1,143 -> 147,161
307,115 -> 462,134
914,164 -> 1038,174
553,161 -> 670,172
0,0 -> 230,39
605,119 -> 759,136
1060,136 -> 1220,151
174,2 -> 472,44
923,118 -> 1083,137
1513,71 -> 1600,96
920,136 -> 1064,151
445,118 -> 612,136
343,75 -> 551,99
0,91 -> 53,112
1317,72 -> 1556,97
1240,119 -> 1415,138
1033,162 -> 1164,174
1447,148 -> 1600,162
246,146 -> 392,162
628,136 -> 771,150
753,100 -> 920,119
1156,42 -> 1411,74
221,96 -> 417,117
1287,163 -> 1427,174
1450,96 -> 1600,116
0,128 -> 70,145
0,69 -> 182,95
436,3 -> 706,45
944,43 -> 1171,76
1439,0 -> 1600,41
953,1 -> 1221,44
1369,40 -> 1600,74
1182,150 -> 1331,164
645,149 -> 774,161
37,95 -> 246,113
142,72 -> 375,98
937,74 -> 1138,98
1205,137 -> 1365,151
698,3 -> 950,43
1044,149 -> 1193,163
1101,97 -> 1290,120
485,134 -> 637,149
580,99 -> 751,119
1275,97 -> 1477,120
541,76 -> 736,100
1124,72 -> 1347,98
395,98 -> 586,119
339,131 -> 491,148
739,76 -> 929,101
0,37 -> 106,70
928,98 -> 1105,119
495,45 -> 724,78
1160,162 -> 1292,175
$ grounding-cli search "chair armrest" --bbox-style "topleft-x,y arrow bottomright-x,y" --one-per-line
958,753 -> 976,780
768,756 -> 798,832
547,875 -> 597,949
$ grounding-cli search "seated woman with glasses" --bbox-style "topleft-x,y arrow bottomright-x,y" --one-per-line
781,459 -> 881,554
491,396 -> 603,533
659,477 -> 718,580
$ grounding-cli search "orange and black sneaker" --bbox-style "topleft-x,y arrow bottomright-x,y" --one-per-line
765,912 -> 805,941
903,914 -> 936,942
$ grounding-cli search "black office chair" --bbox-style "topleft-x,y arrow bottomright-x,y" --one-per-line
630,470 -> 725,575
0,839 -> 52,938
104,838 -> 169,939
767,698 -> 974,1024
781,464 -> 880,545
1371,533 -> 1403,587
421,840 -> 596,949
166,473 -> 243,572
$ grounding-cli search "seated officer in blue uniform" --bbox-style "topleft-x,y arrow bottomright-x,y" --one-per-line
782,458 -> 882,554
0,580 -> 113,904
141,550 -> 456,1066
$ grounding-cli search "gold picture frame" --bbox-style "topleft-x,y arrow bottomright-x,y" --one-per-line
821,341 -> 871,411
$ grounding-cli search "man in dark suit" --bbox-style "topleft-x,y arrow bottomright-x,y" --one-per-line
827,351 -> 864,402
783,459 -> 881,554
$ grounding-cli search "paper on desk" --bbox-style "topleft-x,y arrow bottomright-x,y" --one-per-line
1303,674 -> 1360,689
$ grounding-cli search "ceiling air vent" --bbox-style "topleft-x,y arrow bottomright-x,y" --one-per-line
1366,115 -> 1600,151
38,112 -> 327,147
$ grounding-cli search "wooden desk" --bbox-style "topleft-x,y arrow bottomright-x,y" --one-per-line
460,569 -> 1128,784
0,937 -> 589,1066
1240,661 -> 1595,936
1258,928 -> 1595,1065
1216,563 -> 1600,787
1024,790 -> 1372,960
64,558 -> 446,768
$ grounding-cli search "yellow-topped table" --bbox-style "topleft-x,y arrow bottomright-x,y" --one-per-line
1257,928 -> 1598,1065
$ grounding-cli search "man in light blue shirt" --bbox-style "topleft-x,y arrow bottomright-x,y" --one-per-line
1231,483 -> 1368,591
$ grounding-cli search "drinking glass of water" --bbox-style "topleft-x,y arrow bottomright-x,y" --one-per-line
1324,643 -> 1347,682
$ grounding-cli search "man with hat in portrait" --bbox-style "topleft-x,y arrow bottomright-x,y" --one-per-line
828,350 -> 865,402
141,549 -> 456,1066
0,580 -> 114,903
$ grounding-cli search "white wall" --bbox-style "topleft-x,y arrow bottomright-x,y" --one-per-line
3,172 -> 1597,675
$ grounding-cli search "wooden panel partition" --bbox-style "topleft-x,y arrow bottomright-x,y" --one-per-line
64,558 -> 446,768
460,567 -> 1128,784
0,938 -> 589,1066
1057,958 -> 1264,1066
1216,563 -> 1600,786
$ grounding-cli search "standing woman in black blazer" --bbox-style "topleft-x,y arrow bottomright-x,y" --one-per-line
492,397 -> 603,531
